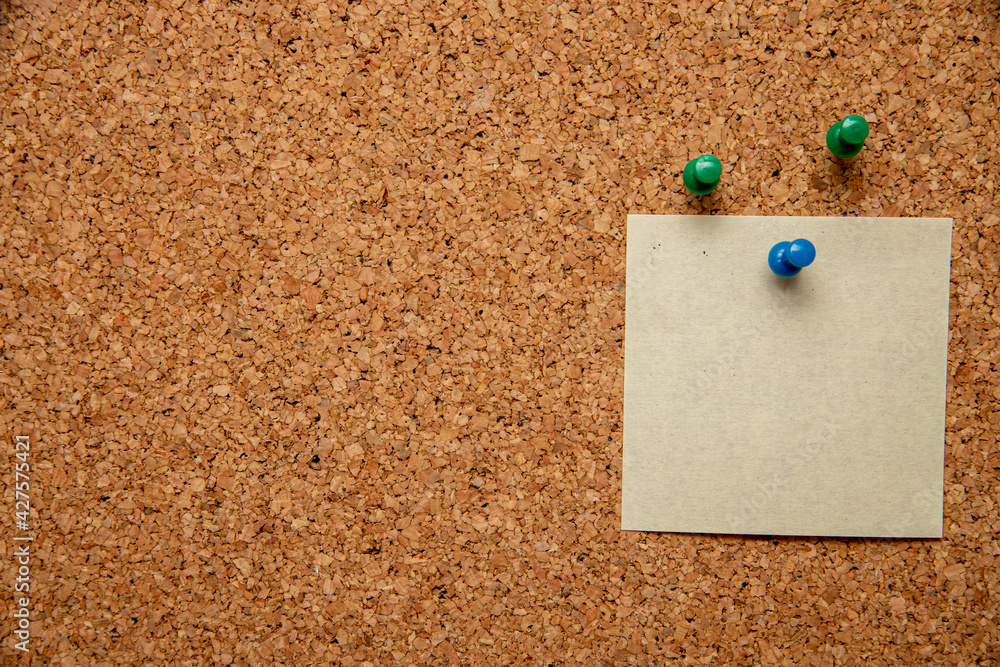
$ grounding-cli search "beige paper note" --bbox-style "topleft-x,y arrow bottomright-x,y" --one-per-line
623,215 -> 953,537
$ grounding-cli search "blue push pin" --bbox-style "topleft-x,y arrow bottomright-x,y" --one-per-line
768,239 -> 816,277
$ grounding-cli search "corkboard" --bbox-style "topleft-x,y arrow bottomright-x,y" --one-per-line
0,0 -> 997,663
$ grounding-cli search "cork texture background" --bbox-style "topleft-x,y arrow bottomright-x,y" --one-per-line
1,0 -> 998,663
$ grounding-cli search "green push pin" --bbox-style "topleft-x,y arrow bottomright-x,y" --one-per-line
826,115 -> 869,159
682,154 -> 722,195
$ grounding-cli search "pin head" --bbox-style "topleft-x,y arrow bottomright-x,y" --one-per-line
683,155 -> 721,195
769,239 -> 816,277
839,116 -> 869,145
785,239 -> 816,268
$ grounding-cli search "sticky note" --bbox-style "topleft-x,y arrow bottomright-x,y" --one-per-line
623,215 -> 953,537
